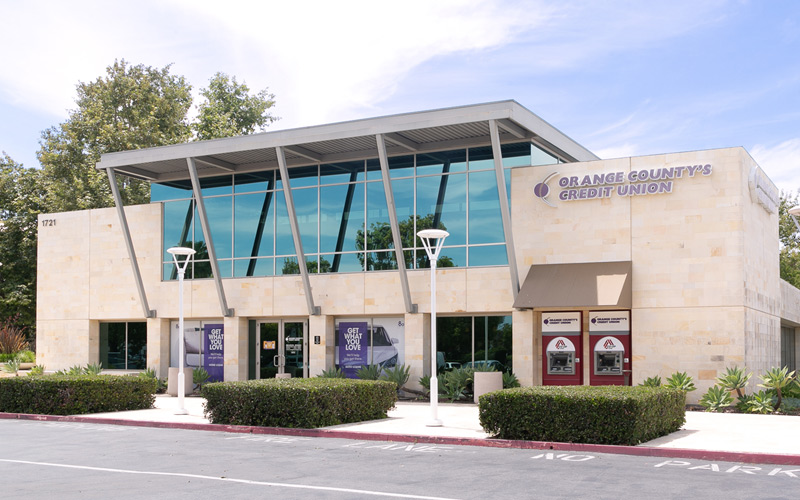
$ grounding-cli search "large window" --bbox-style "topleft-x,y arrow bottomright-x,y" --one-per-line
782,326 -> 797,373
99,322 -> 147,370
437,315 -> 512,373
156,142 -> 555,279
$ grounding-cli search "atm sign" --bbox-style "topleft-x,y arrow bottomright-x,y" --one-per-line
555,339 -> 567,350
603,338 -> 616,349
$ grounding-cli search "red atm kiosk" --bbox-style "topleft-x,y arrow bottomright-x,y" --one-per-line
589,311 -> 631,386
542,311 -> 582,385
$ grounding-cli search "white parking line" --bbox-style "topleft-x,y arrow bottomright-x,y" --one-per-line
0,459 -> 461,499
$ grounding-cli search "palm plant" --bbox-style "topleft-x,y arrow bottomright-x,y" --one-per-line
716,366 -> 752,398
758,366 -> 796,411
699,385 -> 733,412
664,371 -> 696,392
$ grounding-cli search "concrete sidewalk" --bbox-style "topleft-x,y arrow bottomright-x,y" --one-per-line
54,394 -> 800,465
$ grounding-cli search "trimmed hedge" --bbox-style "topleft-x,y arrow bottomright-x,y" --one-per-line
0,375 -> 157,415
202,378 -> 398,428
479,385 -> 686,445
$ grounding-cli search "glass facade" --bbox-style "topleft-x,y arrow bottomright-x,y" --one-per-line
437,315 -> 513,372
155,142 -> 558,280
99,322 -> 147,370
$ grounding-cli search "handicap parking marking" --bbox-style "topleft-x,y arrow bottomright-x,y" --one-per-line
530,452 -> 596,462
223,434 -> 312,444
20,421 -> 129,432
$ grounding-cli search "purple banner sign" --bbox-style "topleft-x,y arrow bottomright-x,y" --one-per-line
338,322 -> 368,379
203,324 -> 224,382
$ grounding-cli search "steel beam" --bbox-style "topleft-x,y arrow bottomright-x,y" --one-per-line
489,119 -> 520,300
276,146 -> 320,315
106,169 -> 156,318
376,134 -> 417,314
187,157 -> 234,317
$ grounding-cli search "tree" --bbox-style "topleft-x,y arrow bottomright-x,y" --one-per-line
0,154 -> 46,330
355,214 -> 455,270
38,60 -> 193,211
779,190 -> 800,289
193,72 -> 277,140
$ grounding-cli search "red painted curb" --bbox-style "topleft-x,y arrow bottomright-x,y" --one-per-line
2,412 -> 799,466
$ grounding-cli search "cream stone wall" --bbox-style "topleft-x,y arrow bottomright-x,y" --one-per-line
511,147 -> 783,402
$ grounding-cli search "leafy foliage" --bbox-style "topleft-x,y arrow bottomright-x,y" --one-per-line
745,390 -> 775,414
193,366 -> 210,388
193,72 -> 277,140
202,378 -> 397,428
355,214 -> 455,270
2,358 -> 20,375
0,314 -> 28,354
138,367 -> 167,393
356,364 -> 381,380
0,375 -> 156,414
639,375 -> 662,387
28,365 -> 45,376
38,60 -> 194,211
758,366 -> 796,411
502,371 -> 520,389
440,366 -> 473,401
664,371 -> 696,392
479,386 -> 686,445
318,366 -> 346,378
716,366 -> 752,398
779,191 -> 800,289
699,385 -> 733,412
379,364 -> 411,390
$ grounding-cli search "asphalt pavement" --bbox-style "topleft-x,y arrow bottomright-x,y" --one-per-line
2,394 -> 798,466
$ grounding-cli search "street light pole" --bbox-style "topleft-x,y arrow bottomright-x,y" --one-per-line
417,229 -> 449,427
167,246 -> 196,415
789,206 -> 800,232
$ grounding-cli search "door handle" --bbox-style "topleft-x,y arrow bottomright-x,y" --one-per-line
274,355 -> 279,366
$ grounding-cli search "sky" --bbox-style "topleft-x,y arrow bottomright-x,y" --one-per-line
1,0 -> 799,194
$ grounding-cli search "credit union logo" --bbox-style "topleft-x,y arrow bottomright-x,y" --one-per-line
555,339 -> 567,350
603,338 -> 616,350
533,172 -> 559,207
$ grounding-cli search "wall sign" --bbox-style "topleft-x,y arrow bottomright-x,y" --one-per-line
748,166 -> 779,214
534,164 -> 713,207
203,324 -> 224,382
338,321 -> 368,378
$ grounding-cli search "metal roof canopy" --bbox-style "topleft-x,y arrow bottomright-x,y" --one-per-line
95,100 -> 597,181
513,261 -> 633,309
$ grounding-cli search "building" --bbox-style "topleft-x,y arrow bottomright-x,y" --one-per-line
35,101 -> 800,401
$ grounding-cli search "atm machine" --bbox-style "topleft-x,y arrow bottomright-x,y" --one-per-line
541,312 -> 582,385
589,311 -> 631,386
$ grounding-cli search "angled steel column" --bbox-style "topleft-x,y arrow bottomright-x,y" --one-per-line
187,157 -> 234,317
376,134 -> 417,314
276,146 -> 320,315
489,119 -> 520,300
106,168 -> 156,318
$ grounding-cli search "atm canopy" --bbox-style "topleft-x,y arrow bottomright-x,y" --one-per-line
514,261 -> 632,309
94,100 -> 598,182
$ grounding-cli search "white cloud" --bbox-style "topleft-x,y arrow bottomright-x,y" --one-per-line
750,139 -> 800,195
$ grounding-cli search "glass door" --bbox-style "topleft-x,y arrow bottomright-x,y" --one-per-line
256,320 -> 308,379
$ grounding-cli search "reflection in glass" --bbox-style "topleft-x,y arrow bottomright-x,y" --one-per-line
416,173 -> 466,246
320,253 -> 364,273
468,245 -> 507,266
469,171 -> 504,244
151,181 -> 193,202
234,257 -> 274,277
127,322 -> 147,370
437,315 -> 512,373
320,183 -> 364,255
388,155 -> 414,178
163,200 -> 193,261
234,191 -> 275,259
320,161 -> 364,184
235,171 -> 274,193
203,196 -> 232,259
287,165 -> 318,187
291,187 -> 318,255
416,149 -> 466,176
275,191 -> 295,256
468,146 -> 494,170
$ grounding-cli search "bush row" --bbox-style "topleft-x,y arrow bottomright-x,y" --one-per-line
479,385 -> 685,445
0,375 -> 157,415
202,378 -> 397,428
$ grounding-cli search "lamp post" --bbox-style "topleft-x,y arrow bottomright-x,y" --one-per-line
167,246 -> 196,415
417,229 -> 449,427
789,206 -> 800,232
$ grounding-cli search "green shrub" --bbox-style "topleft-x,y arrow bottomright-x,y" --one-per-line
745,390 -> 775,414
0,315 -> 28,354
441,367 -> 473,401
664,371 -> 696,392
2,358 -> 20,375
28,364 -> 45,376
201,378 -> 397,428
479,385 -> 686,445
17,350 -> 36,363
193,367 -> 210,388
0,375 -> 157,415
503,371 -> 520,389
356,364 -> 381,380
758,366 -> 796,411
716,366 -> 751,398
318,367 -> 346,378
699,385 -> 733,412
639,375 -> 662,387
84,363 -> 103,376
380,364 -> 411,391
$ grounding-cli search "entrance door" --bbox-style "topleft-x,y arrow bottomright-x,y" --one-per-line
256,320 -> 308,379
